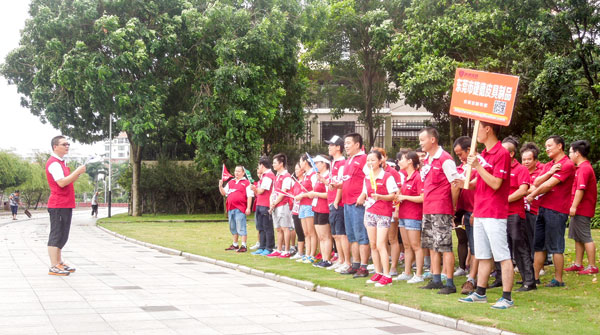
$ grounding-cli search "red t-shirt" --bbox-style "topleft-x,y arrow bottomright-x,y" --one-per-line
225,178 -> 251,213
291,180 -> 302,215
398,170 -> 424,221
422,149 -> 455,215
539,155 -> 575,215
525,162 -> 543,215
328,157 -> 345,206
508,159 -> 530,219
255,170 -> 275,207
571,160 -> 598,217
299,171 -> 315,206
312,172 -> 330,214
363,170 -> 397,217
274,171 -> 292,208
342,152 -> 367,205
473,141 -> 511,219
456,163 -> 475,213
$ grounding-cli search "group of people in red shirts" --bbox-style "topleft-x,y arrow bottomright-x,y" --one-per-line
219,123 -> 597,310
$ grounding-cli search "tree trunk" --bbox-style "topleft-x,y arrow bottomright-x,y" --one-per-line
129,138 -> 143,217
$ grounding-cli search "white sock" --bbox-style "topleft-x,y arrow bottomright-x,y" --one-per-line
232,242 -> 239,247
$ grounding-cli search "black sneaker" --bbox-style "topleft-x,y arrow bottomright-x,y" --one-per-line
437,286 -> 457,294
516,284 -> 537,292
488,280 -> 503,288
419,280 -> 444,290
315,260 -> 332,268
535,279 -> 541,285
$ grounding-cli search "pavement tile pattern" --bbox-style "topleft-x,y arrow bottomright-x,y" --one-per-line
0,209 -> 468,335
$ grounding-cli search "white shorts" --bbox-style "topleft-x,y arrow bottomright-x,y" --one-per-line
473,217 -> 510,262
273,205 -> 293,229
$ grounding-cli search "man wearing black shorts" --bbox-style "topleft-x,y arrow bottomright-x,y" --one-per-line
45,136 -> 86,276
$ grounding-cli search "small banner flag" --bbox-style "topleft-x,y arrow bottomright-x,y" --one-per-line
368,164 -> 377,192
243,167 -> 254,183
305,152 -> 319,174
222,164 -> 233,181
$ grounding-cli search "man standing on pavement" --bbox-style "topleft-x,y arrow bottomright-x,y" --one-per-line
9,190 -> 22,220
526,135 -> 575,287
418,127 -> 461,294
45,136 -> 86,276
459,122 -> 514,309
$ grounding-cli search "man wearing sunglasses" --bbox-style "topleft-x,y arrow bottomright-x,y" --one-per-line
45,136 -> 86,276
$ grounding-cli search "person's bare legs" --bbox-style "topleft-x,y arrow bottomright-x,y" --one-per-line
388,223 -> 400,273
500,259 -> 514,293
431,251 -> 442,276
443,251 -> 455,280
48,246 -> 61,266
316,224 -> 333,261
283,228 -> 291,252
585,242 -> 597,267
359,244 -> 370,265
276,228 -> 284,251
301,218 -> 312,256
408,230 -> 423,276
533,251 -> 546,280
232,234 -> 239,245
477,258 -> 494,289
377,227 -> 390,276
400,228 -> 413,275
340,235 -> 351,265
367,227 -> 380,273
553,253 -> 564,282
351,242 -> 359,264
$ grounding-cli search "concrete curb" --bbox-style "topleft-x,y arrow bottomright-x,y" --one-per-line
96,224 -> 513,335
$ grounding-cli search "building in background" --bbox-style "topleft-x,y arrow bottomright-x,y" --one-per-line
104,132 -> 129,163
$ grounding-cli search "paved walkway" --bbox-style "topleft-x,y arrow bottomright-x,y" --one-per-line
0,210 -> 468,335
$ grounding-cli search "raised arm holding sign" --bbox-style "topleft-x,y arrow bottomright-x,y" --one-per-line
449,68 -> 519,188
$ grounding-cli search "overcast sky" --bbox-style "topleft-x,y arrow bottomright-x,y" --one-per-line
0,1 -> 104,157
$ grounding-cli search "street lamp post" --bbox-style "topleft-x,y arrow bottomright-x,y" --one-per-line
108,114 -> 112,218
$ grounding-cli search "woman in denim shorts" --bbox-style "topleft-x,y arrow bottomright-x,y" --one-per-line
397,151 -> 425,284
359,150 -> 399,287
294,155 -> 318,264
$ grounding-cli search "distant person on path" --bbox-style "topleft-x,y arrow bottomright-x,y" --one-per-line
219,166 -> 254,253
9,190 -> 22,220
45,135 -> 86,276
91,191 -> 99,218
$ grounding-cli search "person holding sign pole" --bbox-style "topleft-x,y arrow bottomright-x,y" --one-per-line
418,127 -> 462,295
526,136 -> 575,287
459,122 -> 514,309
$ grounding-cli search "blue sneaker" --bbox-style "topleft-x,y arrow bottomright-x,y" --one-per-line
251,249 -> 265,255
491,297 -> 514,309
423,271 -> 432,279
459,292 -> 487,303
259,249 -> 271,256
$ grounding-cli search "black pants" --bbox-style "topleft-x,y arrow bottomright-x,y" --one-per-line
525,212 -> 537,262
91,204 -> 99,216
256,206 -> 274,251
507,214 -> 535,286
48,208 -> 73,249
292,214 -> 305,242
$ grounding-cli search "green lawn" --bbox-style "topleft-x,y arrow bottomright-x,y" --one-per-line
100,213 -> 231,222
99,213 -> 600,335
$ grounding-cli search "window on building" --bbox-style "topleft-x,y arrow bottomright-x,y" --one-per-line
118,153 -> 125,157
321,121 -> 355,143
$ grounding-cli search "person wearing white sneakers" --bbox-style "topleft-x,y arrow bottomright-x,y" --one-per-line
310,155 -> 334,269
295,154 -> 318,264
268,153 -> 294,259
396,151 -> 425,284
290,163 -> 306,260
360,149 -> 398,287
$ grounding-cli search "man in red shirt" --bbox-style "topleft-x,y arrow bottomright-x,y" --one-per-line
502,137 -> 536,291
526,135 -> 575,287
460,122 -> 513,309
45,136 -> 86,276
219,166 -> 253,252
520,143 -> 543,262
418,127 -> 461,295
565,140 -> 598,275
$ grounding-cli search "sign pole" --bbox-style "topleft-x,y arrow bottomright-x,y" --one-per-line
463,119 -> 480,189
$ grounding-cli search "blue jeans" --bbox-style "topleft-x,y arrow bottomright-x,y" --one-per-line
329,204 -> 345,235
228,209 -> 247,236
344,204 -> 368,245
463,211 -> 474,255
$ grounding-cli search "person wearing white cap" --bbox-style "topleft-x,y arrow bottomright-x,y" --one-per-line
310,154 -> 334,268
325,135 -> 351,273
